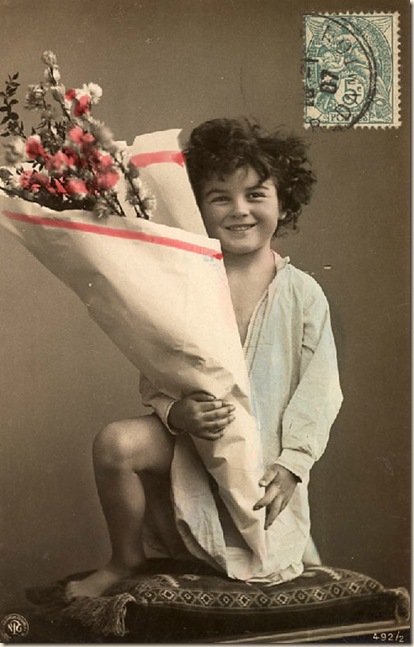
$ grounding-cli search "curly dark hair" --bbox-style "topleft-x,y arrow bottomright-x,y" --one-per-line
184,118 -> 316,234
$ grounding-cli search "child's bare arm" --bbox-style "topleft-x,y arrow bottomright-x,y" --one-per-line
168,392 -> 235,441
254,464 -> 300,529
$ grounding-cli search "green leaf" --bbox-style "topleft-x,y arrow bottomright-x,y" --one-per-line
0,116 -> 9,124
12,72 -> 19,80
0,106 -> 8,112
0,132 -> 9,137
9,112 -> 18,120
9,99 -> 18,105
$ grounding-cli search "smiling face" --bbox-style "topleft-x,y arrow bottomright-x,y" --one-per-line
199,166 -> 285,257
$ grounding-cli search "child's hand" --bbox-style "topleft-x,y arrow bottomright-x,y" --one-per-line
254,464 -> 299,529
168,392 -> 236,441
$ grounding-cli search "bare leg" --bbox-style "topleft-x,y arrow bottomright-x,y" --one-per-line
66,414 -> 174,599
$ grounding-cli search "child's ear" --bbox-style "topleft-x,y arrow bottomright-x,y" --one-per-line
277,198 -> 286,221
273,212 -> 287,237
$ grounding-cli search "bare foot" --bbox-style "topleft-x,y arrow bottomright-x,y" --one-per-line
65,562 -> 137,600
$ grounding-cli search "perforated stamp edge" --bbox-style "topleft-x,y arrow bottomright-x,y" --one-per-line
303,12 -> 401,130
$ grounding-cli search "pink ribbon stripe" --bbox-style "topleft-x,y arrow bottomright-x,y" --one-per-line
2,210 -> 223,260
130,150 -> 185,168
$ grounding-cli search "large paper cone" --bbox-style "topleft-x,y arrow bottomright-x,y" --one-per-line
0,196 -> 276,578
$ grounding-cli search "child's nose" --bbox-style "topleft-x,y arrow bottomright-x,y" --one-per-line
232,197 -> 250,216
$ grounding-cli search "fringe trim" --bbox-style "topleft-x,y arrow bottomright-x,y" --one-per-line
50,592 -> 137,637
391,587 -> 410,623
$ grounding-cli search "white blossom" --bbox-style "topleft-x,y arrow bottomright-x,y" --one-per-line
51,84 -> 65,101
41,50 -> 57,66
89,120 -> 114,147
5,172 -> 22,191
44,65 -> 61,83
142,195 -> 157,218
127,159 -> 140,179
82,83 -> 103,104
3,137 -> 26,165
93,198 -> 112,219
25,84 -> 46,110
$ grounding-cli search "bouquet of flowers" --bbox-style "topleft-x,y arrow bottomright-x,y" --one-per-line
0,50 -> 155,218
0,52 -> 297,585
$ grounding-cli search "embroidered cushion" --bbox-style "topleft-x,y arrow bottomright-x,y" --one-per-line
25,559 -> 409,643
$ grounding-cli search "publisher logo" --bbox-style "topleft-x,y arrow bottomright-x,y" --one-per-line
1,614 -> 29,641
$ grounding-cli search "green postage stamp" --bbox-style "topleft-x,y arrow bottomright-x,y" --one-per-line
303,13 -> 400,128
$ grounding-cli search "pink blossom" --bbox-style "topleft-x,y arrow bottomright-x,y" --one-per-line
19,170 -> 34,189
68,126 -> 85,144
65,88 -> 76,101
94,170 -> 119,190
92,153 -> 115,172
99,154 -> 114,169
68,126 -> 95,152
26,136 -> 47,160
82,132 -> 95,147
31,172 -> 51,190
45,151 -> 70,173
19,170 -> 51,192
65,178 -> 89,196
79,134 -> 96,157
62,147 -> 78,167
65,89 -> 91,116
54,179 -> 68,195
74,95 -> 91,117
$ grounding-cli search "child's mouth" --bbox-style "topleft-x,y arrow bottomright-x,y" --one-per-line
225,224 -> 256,232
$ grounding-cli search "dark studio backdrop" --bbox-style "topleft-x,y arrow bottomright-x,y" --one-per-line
0,0 -> 410,613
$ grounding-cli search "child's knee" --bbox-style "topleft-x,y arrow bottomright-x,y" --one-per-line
93,421 -> 126,468
93,415 -> 172,473
93,419 -> 146,468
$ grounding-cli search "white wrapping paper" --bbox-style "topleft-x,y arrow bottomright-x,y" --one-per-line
0,130 -> 284,580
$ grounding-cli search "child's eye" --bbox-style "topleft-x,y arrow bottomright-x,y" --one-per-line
211,195 -> 229,203
248,191 -> 266,199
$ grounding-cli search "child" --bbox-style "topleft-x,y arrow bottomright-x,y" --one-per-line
66,118 -> 342,599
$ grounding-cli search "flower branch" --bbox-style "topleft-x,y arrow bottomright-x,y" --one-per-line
0,51 -> 155,219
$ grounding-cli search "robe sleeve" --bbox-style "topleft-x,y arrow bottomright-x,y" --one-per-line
275,282 -> 343,482
139,373 -> 178,433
